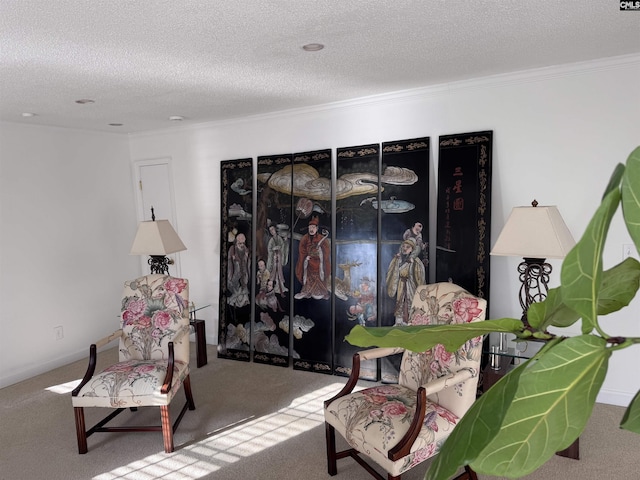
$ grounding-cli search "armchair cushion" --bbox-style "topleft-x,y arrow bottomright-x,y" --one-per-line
71,359 -> 189,408
326,384 -> 459,477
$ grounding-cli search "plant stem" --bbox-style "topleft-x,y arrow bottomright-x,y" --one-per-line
608,337 -> 637,351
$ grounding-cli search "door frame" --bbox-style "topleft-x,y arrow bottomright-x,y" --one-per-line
131,157 -> 183,277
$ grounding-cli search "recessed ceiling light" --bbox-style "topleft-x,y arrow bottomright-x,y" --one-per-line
75,99 -> 95,104
108,123 -> 123,127
302,43 -> 324,52
169,115 -> 185,121
21,112 -> 37,117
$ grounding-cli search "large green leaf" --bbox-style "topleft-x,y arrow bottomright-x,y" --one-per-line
622,147 -> 640,249
471,335 -> 610,477
561,188 -> 620,333
603,162 -> 626,199
598,257 -> 640,315
527,287 -> 580,331
426,359 -> 528,480
427,339 -> 560,480
621,389 -> 640,434
344,318 -> 523,353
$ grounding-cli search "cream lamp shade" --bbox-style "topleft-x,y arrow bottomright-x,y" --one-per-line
491,203 -> 575,259
491,200 -> 575,326
130,220 -> 186,256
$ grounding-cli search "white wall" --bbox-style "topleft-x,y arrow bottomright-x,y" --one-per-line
1,55 -> 638,404
0,122 -> 139,387
129,54 -> 640,406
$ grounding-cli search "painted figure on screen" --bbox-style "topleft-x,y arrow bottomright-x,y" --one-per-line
256,258 -> 270,294
267,223 -> 289,296
403,220 -> 429,269
403,222 -> 426,257
386,237 -> 425,325
227,232 -> 250,308
294,215 -> 331,300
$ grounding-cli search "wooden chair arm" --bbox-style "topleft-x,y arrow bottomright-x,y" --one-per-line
171,325 -> 191,344
388,369 -> 479,461
160,325 -> 190,394
420,368 -> 477,396
71,330 -> 123,397
72,344 -> 98,397
161,342 -> 176,395
388,387 -> 427,461
94,329 -> 124,348
324,347 -> 404,408
324,353 -> 362,408
358,347 -> 404,361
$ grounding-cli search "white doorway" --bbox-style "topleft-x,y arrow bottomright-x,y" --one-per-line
132,158 -> 183,277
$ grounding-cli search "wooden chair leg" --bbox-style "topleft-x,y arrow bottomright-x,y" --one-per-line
74,407 -> 88,454
453,465 -> 478,480
161,405 -> 174,453
325,422 -> 338,476
183,375 -> 196,410
466,465 -> 478,480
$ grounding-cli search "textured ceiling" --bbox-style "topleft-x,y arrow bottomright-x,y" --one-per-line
1,1 -> 639,134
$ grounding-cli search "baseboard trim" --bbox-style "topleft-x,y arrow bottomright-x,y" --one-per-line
597,389 -> 635,407
0,348 -> 87,389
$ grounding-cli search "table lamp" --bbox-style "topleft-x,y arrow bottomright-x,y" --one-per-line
130,207 -> 186,275
491,200 -> 575,326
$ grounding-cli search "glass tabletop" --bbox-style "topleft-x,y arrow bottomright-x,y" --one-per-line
189,303 -> 211,319
483,347 -> 534,361
483,338 -> 546,371
189,304 -> 211,313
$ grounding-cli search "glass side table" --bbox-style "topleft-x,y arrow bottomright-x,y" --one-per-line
189,304 -> 210,368
482,339 -> 544,388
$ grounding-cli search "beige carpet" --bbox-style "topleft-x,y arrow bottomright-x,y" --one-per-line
1,344 -> 638,480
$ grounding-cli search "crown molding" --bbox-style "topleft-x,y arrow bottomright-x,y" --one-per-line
130,53 -> 640,138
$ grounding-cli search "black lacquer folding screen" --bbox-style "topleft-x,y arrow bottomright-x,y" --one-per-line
253,154 -> 293,367
436,131 -> 493,303
379,137 -> 431,382
217,134 -> 489,380
334,144 -> 381,380
218,158 -> 253,362
291,149 -> 333,374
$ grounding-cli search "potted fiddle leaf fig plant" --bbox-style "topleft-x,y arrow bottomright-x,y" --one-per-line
345,146 -> 640,479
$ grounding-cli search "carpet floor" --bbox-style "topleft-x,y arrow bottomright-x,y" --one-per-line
1,343 -> 638,480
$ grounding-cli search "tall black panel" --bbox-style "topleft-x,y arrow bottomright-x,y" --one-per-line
218,158 -> 253,362
291,149 -> 333,373
334,144 -> 380,380
379,138 -> 430,381
436,131 -> 493,303
253,154 -> 294,367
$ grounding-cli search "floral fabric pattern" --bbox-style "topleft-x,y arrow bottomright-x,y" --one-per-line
73,274 -> 190,408
73,359 -> 187,408
327,382 -> 459,476
120,275 -> 188,362
400,284 -> 484,392
325,282 -> 486,477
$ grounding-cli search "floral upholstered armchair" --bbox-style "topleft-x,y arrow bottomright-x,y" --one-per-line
324,282 -> 486,480
71,274 -> 195,454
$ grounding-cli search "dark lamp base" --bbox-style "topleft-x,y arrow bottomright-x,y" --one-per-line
148,255 -> 171,275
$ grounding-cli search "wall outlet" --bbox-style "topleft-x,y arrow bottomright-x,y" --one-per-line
54,326 -> 63,340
